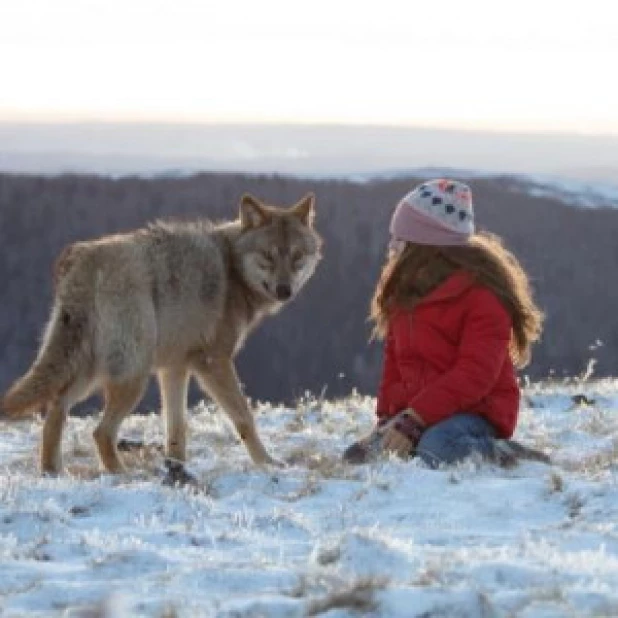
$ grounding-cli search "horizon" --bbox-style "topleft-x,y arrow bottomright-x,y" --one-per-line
3,119 -> 618,140
2,122 -> 618,183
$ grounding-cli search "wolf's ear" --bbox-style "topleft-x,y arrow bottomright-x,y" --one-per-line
293,192 -> 316,226
240,194 -> 269,229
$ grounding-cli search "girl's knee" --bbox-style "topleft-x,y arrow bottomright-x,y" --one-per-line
416,414 -> 495,468
416,425 -> 456,468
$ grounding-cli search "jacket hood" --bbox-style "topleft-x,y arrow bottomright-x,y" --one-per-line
417,270 -> 475,306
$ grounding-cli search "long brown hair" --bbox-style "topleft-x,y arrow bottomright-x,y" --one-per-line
370,233 -> 544,367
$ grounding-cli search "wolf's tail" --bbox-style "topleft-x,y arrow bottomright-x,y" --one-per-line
1,306 -> 88,418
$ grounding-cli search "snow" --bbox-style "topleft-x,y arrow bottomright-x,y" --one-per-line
1,381 -> 618,617
315,169 -> 618,210
508,175 -> 618,209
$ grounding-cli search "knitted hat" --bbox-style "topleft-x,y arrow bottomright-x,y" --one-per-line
389,179 -> 474,250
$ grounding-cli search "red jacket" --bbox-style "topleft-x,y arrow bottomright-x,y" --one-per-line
377,270 -> 520,438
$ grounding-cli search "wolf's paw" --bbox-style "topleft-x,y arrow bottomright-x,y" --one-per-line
41,468 -> 62,478
117,438 -> 146,451
162,458 -> 198,488
261,454 -> 286,469
117,438 -> 164,453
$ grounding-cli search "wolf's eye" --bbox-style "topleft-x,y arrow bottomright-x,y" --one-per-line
291,251 -> 305,268
259,252 -> 275,268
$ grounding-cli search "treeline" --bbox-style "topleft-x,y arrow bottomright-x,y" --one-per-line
0,172 -> 616,410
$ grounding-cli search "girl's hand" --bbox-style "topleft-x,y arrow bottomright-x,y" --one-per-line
382,425 -> 413,456
381,409 -> 425,457
400,409 -> 425,427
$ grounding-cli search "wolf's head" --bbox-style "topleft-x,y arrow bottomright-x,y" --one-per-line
234,193 -> 322,303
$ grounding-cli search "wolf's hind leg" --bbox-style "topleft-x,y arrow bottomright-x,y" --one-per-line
94,377 -> 147,473
157,367 -> 189,462
41,396 -> 69,475
192,357 -> 278,466
40,378 -> 94,475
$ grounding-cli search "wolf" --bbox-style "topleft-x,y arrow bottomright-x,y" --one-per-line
1,193 -> 322,475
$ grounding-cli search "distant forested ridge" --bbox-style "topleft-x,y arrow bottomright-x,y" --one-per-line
1,172 -> 616,410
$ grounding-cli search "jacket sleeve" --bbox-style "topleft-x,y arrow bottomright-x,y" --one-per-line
376,327 -> 409,417
408,289 -> 512,426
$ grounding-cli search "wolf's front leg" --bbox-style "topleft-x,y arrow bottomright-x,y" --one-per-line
157,367 -> 189,462
192,356 -> 280,466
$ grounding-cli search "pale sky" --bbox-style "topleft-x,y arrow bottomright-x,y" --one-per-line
1,0 -> 617,134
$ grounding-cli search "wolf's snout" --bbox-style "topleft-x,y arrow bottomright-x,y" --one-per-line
275,284 -> 292,301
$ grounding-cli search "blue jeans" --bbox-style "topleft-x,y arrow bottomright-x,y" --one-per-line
416,413 -> 497,468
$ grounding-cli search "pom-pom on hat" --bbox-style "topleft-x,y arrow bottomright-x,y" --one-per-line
389,179 -> 474,250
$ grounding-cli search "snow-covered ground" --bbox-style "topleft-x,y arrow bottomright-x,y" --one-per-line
1,381 -> 618,618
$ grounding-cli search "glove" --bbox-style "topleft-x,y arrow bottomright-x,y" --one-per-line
343,419 -> 388,464
381,409 -> 425,458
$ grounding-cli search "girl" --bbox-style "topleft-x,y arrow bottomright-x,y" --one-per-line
344,179 -> 544,467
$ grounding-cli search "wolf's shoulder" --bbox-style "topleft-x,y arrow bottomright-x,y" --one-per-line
138,218 -> 235,274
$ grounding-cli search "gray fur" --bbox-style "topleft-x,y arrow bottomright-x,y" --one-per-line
2,193 -> 321,475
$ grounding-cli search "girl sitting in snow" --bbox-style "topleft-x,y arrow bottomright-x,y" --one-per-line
344,179 -> 544,467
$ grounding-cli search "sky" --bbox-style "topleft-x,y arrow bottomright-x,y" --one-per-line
1,0 -> 617,134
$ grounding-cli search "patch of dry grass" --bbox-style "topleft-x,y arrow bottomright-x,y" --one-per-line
547,471 -> 565,494
291,574 -> 388,616
558,437 -> 618,476
285,444 -> 363,481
